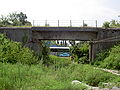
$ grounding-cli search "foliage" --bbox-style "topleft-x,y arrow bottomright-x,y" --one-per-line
110,20 -> 120,28
93,50 -> 109,66
0,62 -> 120,90
94,44 -> 120,70
49,55 -> 71,68
102,21 -> 110,29
0,12 -> 32,27
78,56 -> 89,64
40,40 -> 51,66
0,34 -> 38,65
70,42 -> 89,64
102,20 -> 120,28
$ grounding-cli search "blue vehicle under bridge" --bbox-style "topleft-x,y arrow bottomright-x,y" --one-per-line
49,47 -> 71,57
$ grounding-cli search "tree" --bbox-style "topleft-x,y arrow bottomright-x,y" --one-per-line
102,20 -> 120,28
0,15 -> 11,26
110,20 -> 120,27
102,21 -> 110,29
0,12 -> 32,26
17,12 -> 28,25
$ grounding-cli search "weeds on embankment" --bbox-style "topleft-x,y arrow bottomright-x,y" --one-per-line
0,63 -> 120,90
0,34 -> 120,90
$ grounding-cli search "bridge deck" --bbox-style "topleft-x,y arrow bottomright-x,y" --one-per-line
31,27 -> 99,32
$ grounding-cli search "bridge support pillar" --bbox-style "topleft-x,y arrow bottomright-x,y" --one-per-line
30,39 -> 42,55
89,42 -> 95,62
89,42 -> 99,62
89,41 -> 118,62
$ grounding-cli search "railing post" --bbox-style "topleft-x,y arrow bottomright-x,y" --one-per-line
58,20 -> 59,27
96,20 -> 97,28
33,20 -> 35,26
83,20 -> 84,27
70,20 -> 72,27
45,20 -> 48,27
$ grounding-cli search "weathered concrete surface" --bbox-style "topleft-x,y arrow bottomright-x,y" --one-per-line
32,27 -> 98,40
91,28 -> 120,61
0,27 -> 32,42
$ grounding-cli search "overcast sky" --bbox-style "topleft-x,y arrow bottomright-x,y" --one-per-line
0,0 -> 120,26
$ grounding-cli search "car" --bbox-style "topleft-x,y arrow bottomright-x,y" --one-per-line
59,53 -> 70,57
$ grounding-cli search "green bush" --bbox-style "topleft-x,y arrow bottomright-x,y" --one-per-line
94,44 -> 120,70
102,21 -> 110,29
78,56 -> 89,64
70,42 -> 89,64
0,34 -> 38,65
93,50 -> 109,66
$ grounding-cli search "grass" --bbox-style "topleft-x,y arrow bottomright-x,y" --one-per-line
0,62 -> 88,90
1,33 -> 120,89
0,62 -> 120,90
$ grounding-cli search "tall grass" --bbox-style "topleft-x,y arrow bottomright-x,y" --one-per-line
0,62 -> 120,90
1,34 -> 120,89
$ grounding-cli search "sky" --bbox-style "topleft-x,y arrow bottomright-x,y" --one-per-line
0,0 -> 120,26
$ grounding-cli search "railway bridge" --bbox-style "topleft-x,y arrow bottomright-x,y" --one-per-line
0,27 -> 120,61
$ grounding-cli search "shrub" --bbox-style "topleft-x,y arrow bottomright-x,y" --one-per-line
93,50 -> 109,66
0,34 -> 38,65
102,21 -> 110,29
70,42 -> 89,64
78,56 -> 89,64
94,44 -> 120,70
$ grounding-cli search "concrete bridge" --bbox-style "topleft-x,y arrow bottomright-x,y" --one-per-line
0,27 -> 120,61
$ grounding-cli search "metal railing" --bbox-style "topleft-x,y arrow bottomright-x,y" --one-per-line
32,20 -> 98,27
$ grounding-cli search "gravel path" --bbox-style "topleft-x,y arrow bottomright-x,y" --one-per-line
92,68 -> 120,90
100,68 -> 120,76
92,87 -> 120,90
95,68 -> 120,76
72,68 -> 120,90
